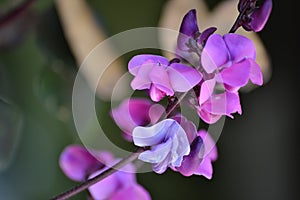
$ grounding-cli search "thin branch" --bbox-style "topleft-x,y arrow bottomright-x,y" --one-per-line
229,1 -> 250,33
50,147 -> 145,200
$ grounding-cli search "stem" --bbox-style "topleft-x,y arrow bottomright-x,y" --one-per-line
229,1 -> 250,33
0,0 -> 36,28
50,147 -> 145,200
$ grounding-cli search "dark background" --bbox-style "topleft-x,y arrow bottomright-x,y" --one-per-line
0,0 -> 299,199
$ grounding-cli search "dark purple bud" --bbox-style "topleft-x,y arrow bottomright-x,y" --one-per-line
176,136 -> 204,176
249,0 -> 272,32
198,27 -> 217,46
179,9 -> 199,37
177,9 -> 200,50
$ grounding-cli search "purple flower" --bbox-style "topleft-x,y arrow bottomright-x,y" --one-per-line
59,145 -> 108,181
59,145 -> 151,200
111,98 -> 164,141
128,55 -> 202,102
201,33 -> 263,88
88,162 -> 151,200
239,0 -> 273,32
133,119 -> 190,174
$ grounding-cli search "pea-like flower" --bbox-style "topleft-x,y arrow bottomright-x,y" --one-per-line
201,33 -> 263,88
133,119 -> 190,174
128,55 -> 202,102
59,145 -> 151,200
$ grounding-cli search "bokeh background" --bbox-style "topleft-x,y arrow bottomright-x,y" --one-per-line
0,0 -> 299,199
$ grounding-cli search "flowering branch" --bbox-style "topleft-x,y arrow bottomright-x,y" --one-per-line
50,147 -> 145,200
54,1 -> 272,199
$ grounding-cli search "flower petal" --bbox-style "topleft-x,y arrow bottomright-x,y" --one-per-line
198,27 -> 217,46
111,185 -> 151,200
138,138 -> 172,165
199,79 -> 216,105
149,65 -> 174,96
149,84 -> 166,102
201,34 -> 229,73
88,170 -> 119,199
176,136 -> 204,176
224,33 -> 256,62
249,58 -> 263,85
198,130 -> 218,161
130,64 -> 152,90
111,98 -> 152,137
168,63 -> 202,92
59,145 -> 104,182
250,0 -> 272,32
133,119 -> 174,147
194,156 -> 214,179
128,55 -> 169,75
201,92 -> 242,118
172,115 -> 197,144
198,109 -> 222,124
220,59 -> 251,88
177,9 -> 199,51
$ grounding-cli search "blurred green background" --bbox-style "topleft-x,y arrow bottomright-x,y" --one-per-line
0,0 -> 299,200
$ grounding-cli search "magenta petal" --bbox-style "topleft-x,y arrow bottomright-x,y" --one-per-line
111,185 -> 151,200
59,145 -> 104,182
249,58 -> 263,85
198,108 -> 222,124
250,0 -> 273,32
198,130 -> 218,161
88,170 -> 119,199
149,65 -> 174,96
223,33 -> 256,62
220,59 -> 251,88
201,34 -> 229,73
130,64 -> 152,90
168,63 -> 202,92
128,54 -> 169,75
201,92 -> 242,118
149,84 -> 166,102
111,98 -> 152,134
194,156 -> 213,179
199,79 -> 216,105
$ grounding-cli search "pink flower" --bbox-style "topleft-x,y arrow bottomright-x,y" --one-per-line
59,145 -> 151,200
201,33 -> 263,89
128,55 -> 202,102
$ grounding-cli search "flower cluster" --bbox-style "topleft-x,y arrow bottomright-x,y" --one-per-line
57,1 -> 272,199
